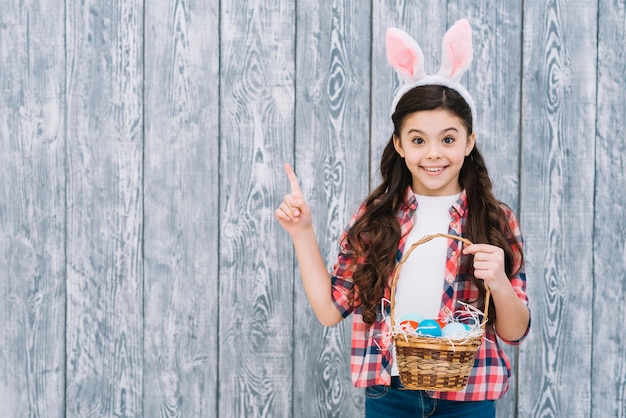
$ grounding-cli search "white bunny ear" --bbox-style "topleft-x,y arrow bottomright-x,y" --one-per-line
438,19 -> 473,82
386,28 -> 426,83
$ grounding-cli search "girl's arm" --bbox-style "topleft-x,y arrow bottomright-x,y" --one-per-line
463,244 -> 530,341
275,164 -> 343,327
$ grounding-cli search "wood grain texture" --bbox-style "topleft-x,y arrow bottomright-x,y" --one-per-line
519,1 -> 597,417
447,3 -> 523,416
219,1 -> 296,416
593,0 -> 626,415
2,3 -> 626,417
293,1 -> 370,417
0,1 -> 66,416
65,0 -> 144,416
143,0 -> 220,416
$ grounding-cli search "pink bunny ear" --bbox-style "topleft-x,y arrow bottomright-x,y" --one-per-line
438,19 -> 473,82
386,28 -> 425,83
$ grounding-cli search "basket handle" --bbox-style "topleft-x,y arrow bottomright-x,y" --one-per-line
389,233 -> 491,330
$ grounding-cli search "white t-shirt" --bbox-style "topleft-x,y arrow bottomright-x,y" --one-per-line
391,192 -> 461,376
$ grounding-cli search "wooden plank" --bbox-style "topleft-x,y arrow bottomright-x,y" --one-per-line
65,0 -> 144,415
518,1 -> 597,416
293,1 -> 370,417
593,0 -> 626,415
447,3 -> 523,416
0,1 -> 66,416
143,0 -> 220,416
218,1 -> 295,416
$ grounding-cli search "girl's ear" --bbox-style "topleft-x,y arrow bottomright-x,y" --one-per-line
386,28 -> 426,83
465,133 -> 476,156
438,19 -> 473,83
393,134 -> 405,158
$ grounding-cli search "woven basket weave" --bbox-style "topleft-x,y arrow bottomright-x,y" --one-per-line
390,233 -> 490,391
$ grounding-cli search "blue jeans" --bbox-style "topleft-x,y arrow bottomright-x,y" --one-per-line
365,376 -> 495,418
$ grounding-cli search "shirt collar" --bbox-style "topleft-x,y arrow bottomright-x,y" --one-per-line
402,186 -> 468,216
451,189 -> 468,217
402,186 -> 418,212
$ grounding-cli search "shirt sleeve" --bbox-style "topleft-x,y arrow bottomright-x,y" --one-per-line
330,204 -> 366,318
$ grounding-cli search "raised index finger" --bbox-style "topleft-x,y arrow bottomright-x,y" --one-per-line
284,163 -> 302,197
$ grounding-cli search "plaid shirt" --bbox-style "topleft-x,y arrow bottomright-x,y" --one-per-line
331,187 -> 529,401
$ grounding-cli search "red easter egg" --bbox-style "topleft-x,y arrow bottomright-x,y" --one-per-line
400,320 -> 419,331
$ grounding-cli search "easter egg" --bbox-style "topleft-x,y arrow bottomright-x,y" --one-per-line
416,319 -> 442,337
436,319 -> 447,328
398,312 -> 426,324
399,320 -> 419,331
441,322 -> 469,338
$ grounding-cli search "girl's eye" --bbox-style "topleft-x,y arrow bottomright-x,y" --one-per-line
442,136 -> 455,144
412,137 -> 424,144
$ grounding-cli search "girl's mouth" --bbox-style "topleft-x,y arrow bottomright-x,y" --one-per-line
421,166 -> 447,175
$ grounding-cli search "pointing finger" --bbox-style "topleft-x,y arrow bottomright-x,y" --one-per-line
284,163 -> 303,197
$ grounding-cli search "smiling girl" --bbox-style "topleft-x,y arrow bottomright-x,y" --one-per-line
275,19 -> 530,417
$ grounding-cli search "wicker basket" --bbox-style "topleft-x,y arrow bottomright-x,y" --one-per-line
390,233 -> 491,391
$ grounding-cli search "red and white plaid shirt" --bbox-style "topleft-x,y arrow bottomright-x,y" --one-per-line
330,187 -> 529,401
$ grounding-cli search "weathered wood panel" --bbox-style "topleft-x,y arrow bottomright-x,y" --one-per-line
143,0 -> 220,416
0,0 -> 66,416
219,1 -> 296,416
293,1 -> 370,417
65,0 -> 145,415
447,3 -> 523,416
519,1 -> 597,417
593,0 -> 626,415
3,3 -> 626,417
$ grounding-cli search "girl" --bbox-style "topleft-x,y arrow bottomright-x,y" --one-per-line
275,19 -> 530,418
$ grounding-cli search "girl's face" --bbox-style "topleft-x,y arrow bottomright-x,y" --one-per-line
393,108 -> 475,196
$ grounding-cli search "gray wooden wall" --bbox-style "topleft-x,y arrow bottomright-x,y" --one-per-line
1,0 -> 624,417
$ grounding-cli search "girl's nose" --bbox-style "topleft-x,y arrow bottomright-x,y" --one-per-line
427,143 -> 442,159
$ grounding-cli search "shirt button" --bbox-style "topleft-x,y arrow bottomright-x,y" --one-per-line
451,251 -> 457,256
451,223 -> 458,228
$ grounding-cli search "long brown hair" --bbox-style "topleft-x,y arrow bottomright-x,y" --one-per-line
344,85 -> 523,325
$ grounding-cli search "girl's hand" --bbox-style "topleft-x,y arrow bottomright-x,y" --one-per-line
463,244 -> 509,292
463,243 -> 530,341
275,163 -> 313,237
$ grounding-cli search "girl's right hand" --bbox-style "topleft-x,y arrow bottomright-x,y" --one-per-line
275,163 -> 312,237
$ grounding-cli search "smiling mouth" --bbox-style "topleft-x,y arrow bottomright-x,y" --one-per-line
422,166 -> 446,173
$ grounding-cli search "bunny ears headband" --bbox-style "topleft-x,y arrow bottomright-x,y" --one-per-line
386,18 -> 476,122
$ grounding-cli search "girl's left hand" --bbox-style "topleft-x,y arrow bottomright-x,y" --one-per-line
463,244 -> 509,292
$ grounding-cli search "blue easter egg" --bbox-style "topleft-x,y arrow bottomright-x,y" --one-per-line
441,322 -> 469,338
416,319 -> 442,337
